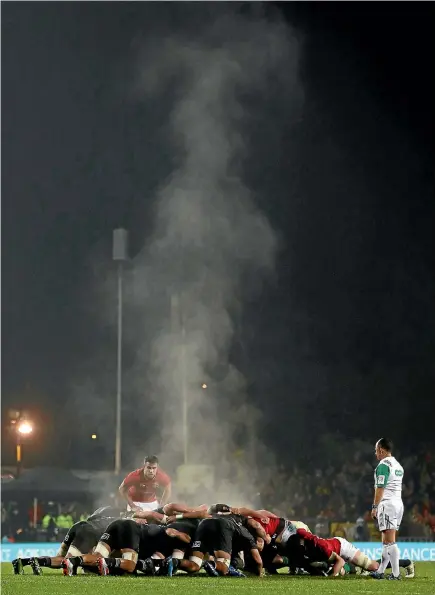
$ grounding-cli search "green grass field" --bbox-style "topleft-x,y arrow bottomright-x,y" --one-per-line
1,563 -> 435,595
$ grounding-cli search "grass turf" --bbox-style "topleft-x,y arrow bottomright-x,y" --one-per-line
1,562 -> 434,595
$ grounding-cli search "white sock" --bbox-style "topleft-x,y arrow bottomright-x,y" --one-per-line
377,544 -> 391,574
389,543 -> 400,577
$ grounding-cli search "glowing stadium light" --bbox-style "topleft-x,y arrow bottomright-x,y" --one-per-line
91,434 -> 97,440
201,383 -> 207,389
17,421 -> 33,435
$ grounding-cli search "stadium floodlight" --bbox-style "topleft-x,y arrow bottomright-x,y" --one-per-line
17,421 -> 33,435
113,228 -> 129,476
14,417 -> 34,477
201,383 -> 207,389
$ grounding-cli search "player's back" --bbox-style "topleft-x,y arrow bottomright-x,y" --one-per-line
167,518 -> 200,535
214,513 -> 246,531
87,506 -> 123,533
374,456 -> 404,501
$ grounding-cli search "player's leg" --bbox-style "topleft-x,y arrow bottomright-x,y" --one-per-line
372,501 -> 401,579
337,537 -> 378,573
212,522 -> 233,576
13,521 -> 85,576
386,502 -> 403,579
372,557 -> 414,577
67,520 -> 137,575
214,550 -> 231,575
179,521 -> 211,573
61,523 -> 100,575
97,520 -> 141,574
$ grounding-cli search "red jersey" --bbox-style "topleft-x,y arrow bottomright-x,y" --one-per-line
123,468 -> 171,503
259,516 -> 283,537
297,528 -> 340,561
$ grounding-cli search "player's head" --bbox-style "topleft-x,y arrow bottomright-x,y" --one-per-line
143,455 -> 159,478
208,503 -> 231,514
375,438 -> 393,460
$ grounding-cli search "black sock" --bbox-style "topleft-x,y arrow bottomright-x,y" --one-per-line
136,559 -> 148,573
111,566 -> 125,576
104,557 -> 121,569
68,556 -> 83,567
20,558 -> 31,566
82,565 -> 99,574
37,557 -> 52,567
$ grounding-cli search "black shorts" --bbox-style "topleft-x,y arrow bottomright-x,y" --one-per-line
100,519 -> 142,553
164,520 -> 197,554
64,521 -> 99,554
192,519 -> 232,555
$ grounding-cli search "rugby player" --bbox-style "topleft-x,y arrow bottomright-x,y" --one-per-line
12,506 -> 123,576
137,516 -> 204,576
119,455 -> 171,512
370,438 -> 405,580
64,517 -> 190,576
296,528 -> 379,576
175,513 -> 264,577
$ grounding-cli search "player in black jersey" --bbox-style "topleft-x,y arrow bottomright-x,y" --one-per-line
172,514 -> 264,576
12,506 -> 124,576
136,518 -> 201,576
65,517 -> 191,576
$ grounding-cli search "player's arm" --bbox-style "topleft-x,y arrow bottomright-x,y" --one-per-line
297,528 -> 311,539
232,507 -> 276,520
166,510 -> 211,524
250,547 -> 265,577
329,552 -> 345,577
371,463 -> 390,518
247,518 -> 270,543
255,509 -> 278,518
119,471 -> 140,511
160,481 -> 172,506
119,476 -> 139,510
163,502 -> 194,516
133,510 -> 166,523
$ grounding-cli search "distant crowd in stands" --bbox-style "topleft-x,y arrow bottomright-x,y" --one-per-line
251,441 -> 435,540
1,501 -> 91,543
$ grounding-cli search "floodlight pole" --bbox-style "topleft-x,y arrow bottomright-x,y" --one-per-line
113,229 -> 129,475
171,294 -> 189,465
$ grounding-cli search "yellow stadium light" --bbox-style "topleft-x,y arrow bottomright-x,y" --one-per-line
91,434 -> 97,440
201,383 -> 207,389
17,421 -> 33,435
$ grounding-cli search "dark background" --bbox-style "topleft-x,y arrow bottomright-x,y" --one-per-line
2,2 -> 434,469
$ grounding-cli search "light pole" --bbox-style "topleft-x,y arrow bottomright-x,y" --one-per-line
113,228 -> 129,475
171,294 -> 189,464
16,420 -> 33,477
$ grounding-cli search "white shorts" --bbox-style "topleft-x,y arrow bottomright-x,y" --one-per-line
127,500 -> 159,512
292,521 -> 311,532
377,500 -> 403,532
336,537 -> 359,562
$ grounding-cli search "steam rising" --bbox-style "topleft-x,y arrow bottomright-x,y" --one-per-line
125,11 -> 300,503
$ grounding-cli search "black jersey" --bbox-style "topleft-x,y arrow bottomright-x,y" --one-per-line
211,513 -> 248,531
87,506 -> 122,533
193,515 -> 257,555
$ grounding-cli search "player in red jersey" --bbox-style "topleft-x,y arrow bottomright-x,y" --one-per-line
296,528 -> 379,576
119,455 -> 171,512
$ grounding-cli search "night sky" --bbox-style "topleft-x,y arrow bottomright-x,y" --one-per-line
2,2 -> 434,469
